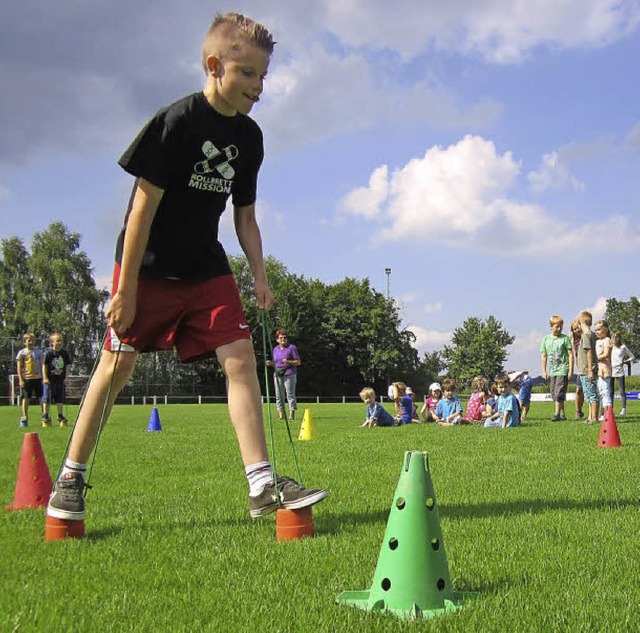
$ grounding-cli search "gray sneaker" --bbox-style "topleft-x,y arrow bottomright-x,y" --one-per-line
249,476 -> 328,518
47,472 -> 86,521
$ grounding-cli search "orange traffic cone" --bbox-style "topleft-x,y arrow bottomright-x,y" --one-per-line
597,406 -> 622,448
275,507 -> 315,541
6,433 -> 53,510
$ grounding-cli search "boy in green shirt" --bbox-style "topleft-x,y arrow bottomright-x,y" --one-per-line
540,315 -> 574,421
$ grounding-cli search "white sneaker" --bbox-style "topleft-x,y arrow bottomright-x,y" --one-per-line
619,408 -> 626,417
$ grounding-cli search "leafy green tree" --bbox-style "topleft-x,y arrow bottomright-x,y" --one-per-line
406,350 -> 445,396
26,222 -> 109,372
230,257 -> 420,395
605,297 -> 640,357
441,315 -> 514,386
0,223 -> 108,376
0,236 -> 32,337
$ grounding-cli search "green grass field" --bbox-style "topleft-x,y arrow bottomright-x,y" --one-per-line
1,401 -> 639,632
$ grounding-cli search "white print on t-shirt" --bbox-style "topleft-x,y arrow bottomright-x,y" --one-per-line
189,141 -> 237,194
195,141 -> 238,179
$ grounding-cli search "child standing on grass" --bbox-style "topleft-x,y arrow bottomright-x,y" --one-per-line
359,387 -> 396,427
16,333 -> 45,428
435,378 -> 465,426
47,13 -> 327,525
420,382 -> 442,422
540,315 -> 574,421
595,320 -> 613,416
484,373 -> 521,428
577,311 -> 599,424
570,317 -> 585,420
42,332 -> 72,427
611,332 -> 635,416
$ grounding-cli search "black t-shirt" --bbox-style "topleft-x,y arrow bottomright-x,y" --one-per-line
116,92 -> 264,279
44,349 -> 72,383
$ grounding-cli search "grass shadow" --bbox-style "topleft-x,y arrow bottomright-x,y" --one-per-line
440,496 -> 638,520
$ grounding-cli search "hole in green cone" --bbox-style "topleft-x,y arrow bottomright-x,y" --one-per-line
431,538 -> 440,551
437,578 -> 445,591
396,497 -> 406,510
389,538 -> 398,550
426,497 -> 434,510
382,578 -> 391,591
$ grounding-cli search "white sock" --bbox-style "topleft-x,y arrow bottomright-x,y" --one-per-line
245,461 -> 273,496
60,459 -> 87,480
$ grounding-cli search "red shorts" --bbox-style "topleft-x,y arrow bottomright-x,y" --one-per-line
105,264 -> 251,362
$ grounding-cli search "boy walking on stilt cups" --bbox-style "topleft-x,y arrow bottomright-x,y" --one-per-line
48,13 -> 327,524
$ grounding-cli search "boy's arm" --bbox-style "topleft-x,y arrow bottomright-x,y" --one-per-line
586,347 -> 595,380
541,351 -> 548,380
42,359 -> 49,384
234,203 -> 273,310
108,178 -> 163,333
567,344 -> 574,377
16,356 -> 24,385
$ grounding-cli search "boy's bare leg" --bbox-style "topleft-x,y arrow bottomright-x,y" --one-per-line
217,338 -> 327,516
216,339 -> 268,466
68,350 -> 138,463
48,350 -> 137,520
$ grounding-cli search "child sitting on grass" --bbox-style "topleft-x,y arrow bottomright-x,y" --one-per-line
392,381 -> 414,425
420,382 -> 442,422
359,387 -> 396,427
484,373 -> 521,428
435,378 -> 465,426
483,383 -> 499,421
462,376 -> 489,423
405,386 -> 421,422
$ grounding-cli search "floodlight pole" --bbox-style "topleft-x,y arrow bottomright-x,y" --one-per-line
385,268 -> 392,300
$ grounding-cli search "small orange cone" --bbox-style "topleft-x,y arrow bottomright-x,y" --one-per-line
6,433 -> 53,510
45,515 -> 85,541
275,507 -> 315,541
597,406 -> 622,448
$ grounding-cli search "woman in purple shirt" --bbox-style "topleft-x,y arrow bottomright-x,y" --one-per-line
268,330 -> 301,420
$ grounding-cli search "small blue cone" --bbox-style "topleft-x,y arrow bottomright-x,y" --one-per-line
147,407 -> 162,432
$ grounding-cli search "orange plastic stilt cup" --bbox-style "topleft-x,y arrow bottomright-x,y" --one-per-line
275,507 -> 315,541
45,515 -> 85,542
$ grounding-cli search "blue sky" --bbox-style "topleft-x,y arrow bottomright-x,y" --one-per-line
1,0 -> 639,377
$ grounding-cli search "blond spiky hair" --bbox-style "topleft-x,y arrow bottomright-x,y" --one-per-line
201,12 -> 275,72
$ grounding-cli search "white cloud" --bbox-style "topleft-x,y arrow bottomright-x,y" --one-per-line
505,329 -> 546,372
586,297 -> 608,322
423,302 -> 443,315
406,325 -> 451,354
325,0 -> 640,63
527,152 -> 585,194
339,134 -> 640,257
339,166 -> 389,220
259,48 -> 500,154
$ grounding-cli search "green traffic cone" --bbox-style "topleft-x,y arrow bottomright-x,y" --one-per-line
336,451 -> 476,620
